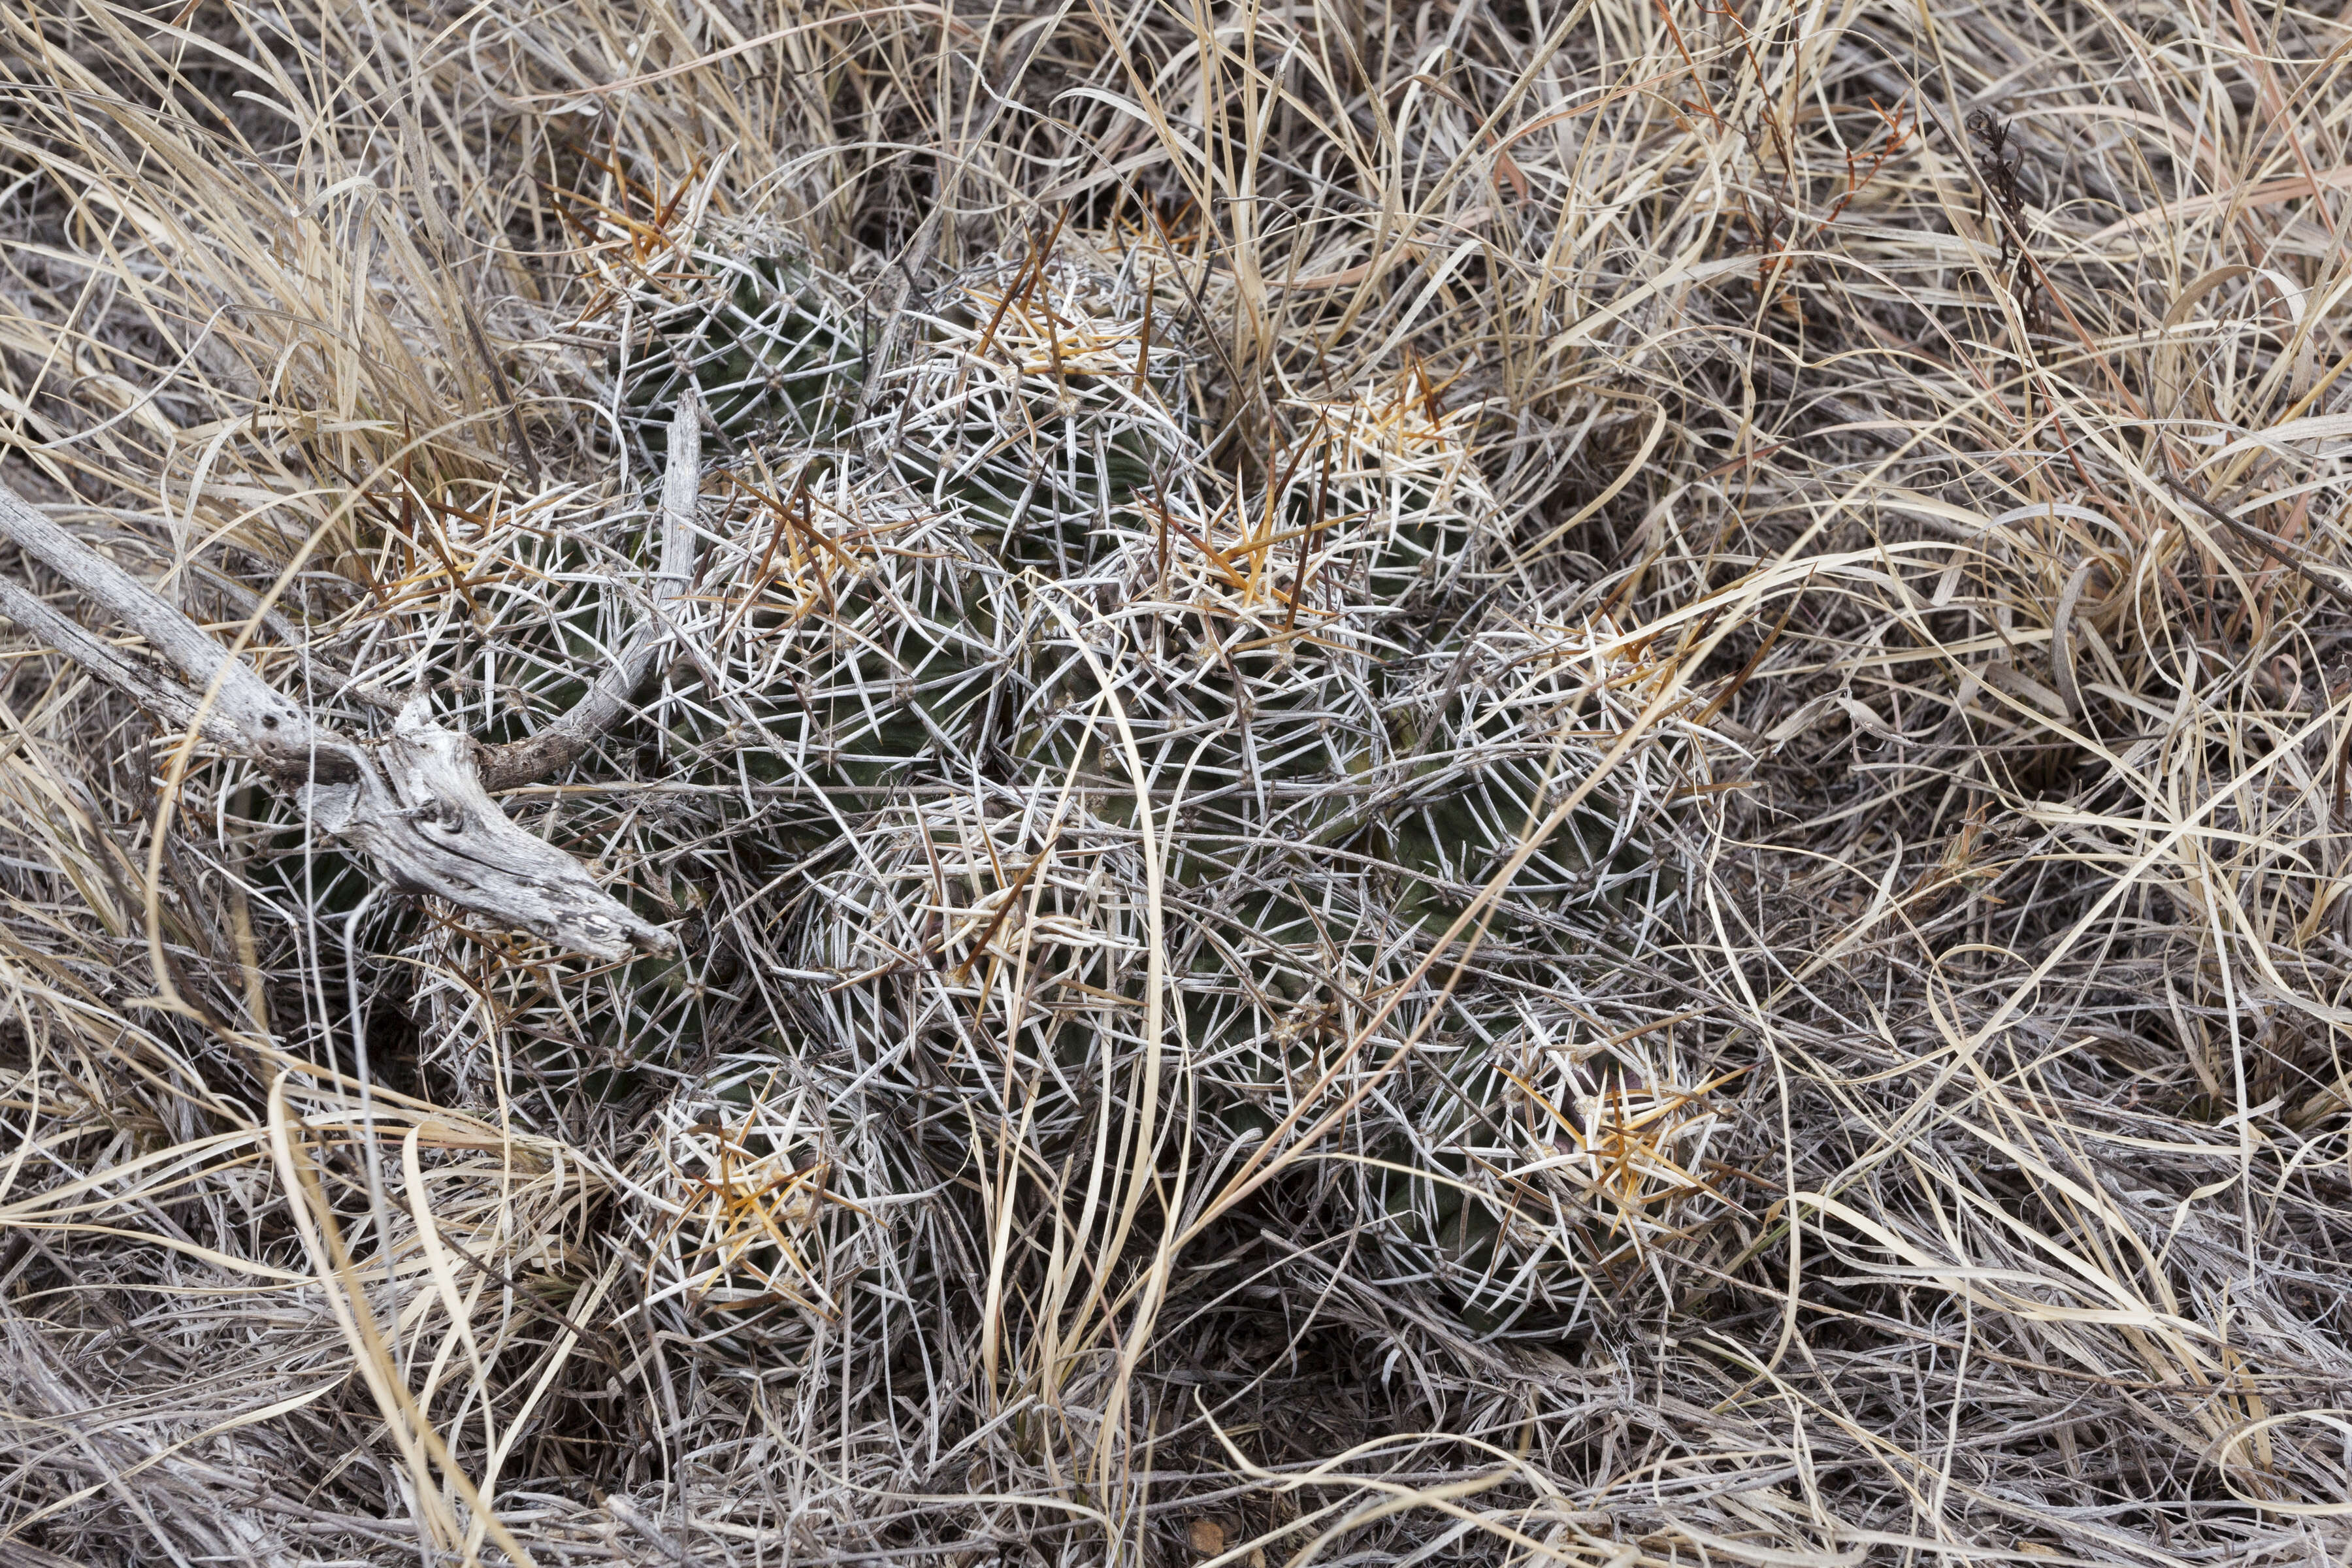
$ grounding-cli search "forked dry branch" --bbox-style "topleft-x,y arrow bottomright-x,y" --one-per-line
0,394 -> 706,960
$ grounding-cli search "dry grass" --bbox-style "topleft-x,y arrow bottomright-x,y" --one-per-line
3,0 -> 2352,1562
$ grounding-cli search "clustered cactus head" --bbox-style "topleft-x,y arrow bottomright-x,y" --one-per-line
1364,1009 -> 1735,1334
600,229 -> 1737,1356
626,1053 -> 913,1360
796,790 -> 1156,1162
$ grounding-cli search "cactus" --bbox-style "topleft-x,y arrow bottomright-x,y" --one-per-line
1364,1011 -> 1731,1335
627,1052 -> 926,1363
569,231 -> 1735,1347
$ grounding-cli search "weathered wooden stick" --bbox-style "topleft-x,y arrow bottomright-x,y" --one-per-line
0,569 -> 221,741
308,691 -> 671,959
0,478 -> 321,755
0,392 -> 705,960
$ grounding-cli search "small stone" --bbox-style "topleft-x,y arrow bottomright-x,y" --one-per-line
1187,1518 -> 1226,1555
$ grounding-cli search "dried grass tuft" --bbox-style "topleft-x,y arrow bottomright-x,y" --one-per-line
7,0 -> 2352,1562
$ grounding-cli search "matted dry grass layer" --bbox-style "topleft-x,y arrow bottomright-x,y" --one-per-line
2,0 -> 2350,1562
